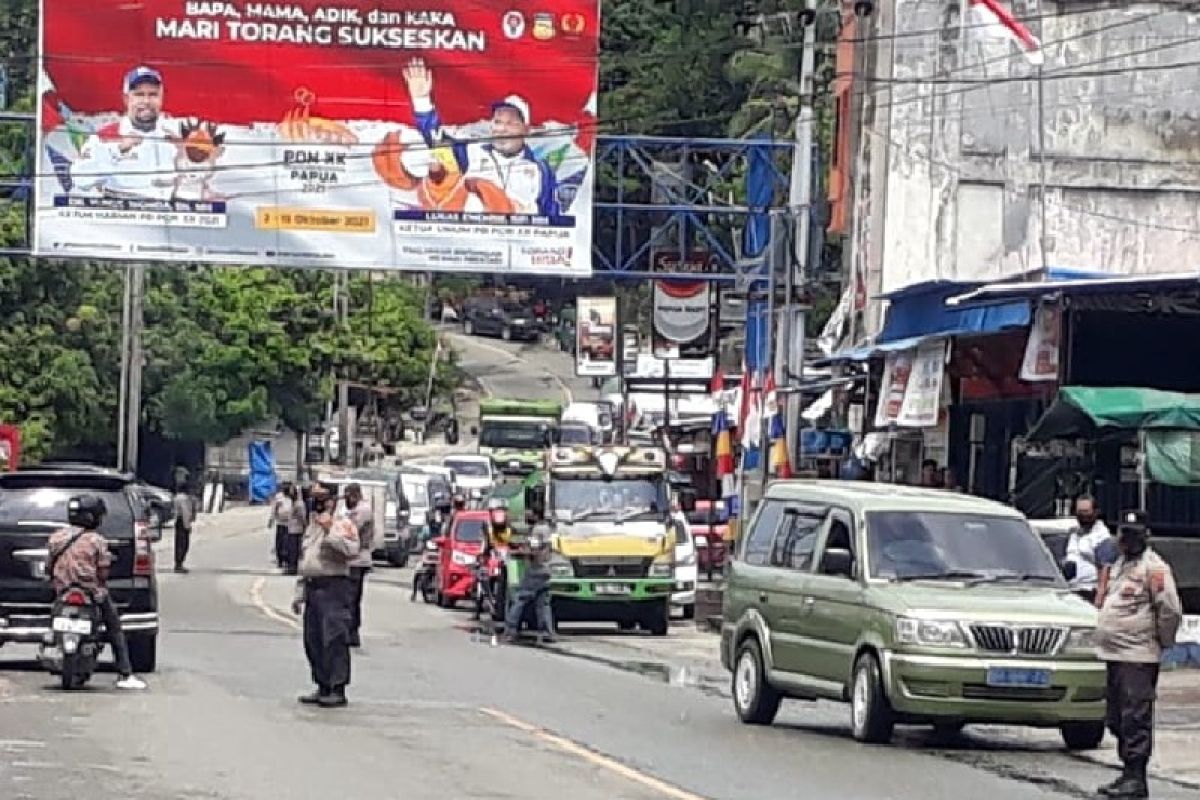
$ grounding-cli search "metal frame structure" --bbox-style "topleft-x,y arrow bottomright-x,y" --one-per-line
593,135 -> 793,283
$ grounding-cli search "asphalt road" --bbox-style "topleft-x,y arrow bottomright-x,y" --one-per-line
0,508 -> 1160,800
448,327 -> 597,406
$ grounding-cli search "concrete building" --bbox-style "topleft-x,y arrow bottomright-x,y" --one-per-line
831,1 -> 1200,339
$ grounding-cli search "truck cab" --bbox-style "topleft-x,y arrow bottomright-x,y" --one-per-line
521,445 -> 694,635
476,398 -> 562,477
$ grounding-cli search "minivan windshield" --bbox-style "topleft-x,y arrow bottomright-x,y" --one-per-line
454,519 -> 487,543
865,511 -> 1063,584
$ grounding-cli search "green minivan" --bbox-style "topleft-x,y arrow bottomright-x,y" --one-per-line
721,481 -> 1107,748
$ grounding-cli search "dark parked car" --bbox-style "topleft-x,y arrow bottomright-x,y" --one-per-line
462,298 -> 539,342
0,467 -> 160,672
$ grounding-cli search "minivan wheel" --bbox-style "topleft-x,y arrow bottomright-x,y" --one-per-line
733,638 -> 781,725
1060,721 -> 1105,751
850,653 -> 894,743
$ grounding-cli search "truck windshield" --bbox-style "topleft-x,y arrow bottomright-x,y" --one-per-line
479,420 -> 554,449
865,511 -> 1063,584
551,478 -> 667,523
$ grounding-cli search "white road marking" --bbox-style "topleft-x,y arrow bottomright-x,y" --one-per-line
250,576 -> 301,631
479,707 -> 710,800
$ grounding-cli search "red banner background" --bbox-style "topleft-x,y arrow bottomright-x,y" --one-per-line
42,0 -> 600,127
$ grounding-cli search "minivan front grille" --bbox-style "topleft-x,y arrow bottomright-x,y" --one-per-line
969,624 -> 1066,655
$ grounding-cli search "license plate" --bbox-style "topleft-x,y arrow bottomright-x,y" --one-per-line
52,617 -> 92,635
595,583 -> 631,596
986,667 -> 1051,688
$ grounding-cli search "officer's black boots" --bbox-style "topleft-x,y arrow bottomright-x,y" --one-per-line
298,687 -> 326,705
1101,762 -> 1149,799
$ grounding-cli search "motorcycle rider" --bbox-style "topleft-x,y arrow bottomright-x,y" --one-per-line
47,495 -> 147,690
450,491 -> 468,525
484,501 -> 514,552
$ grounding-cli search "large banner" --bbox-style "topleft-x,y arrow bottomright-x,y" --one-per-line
35,0 -> 599,274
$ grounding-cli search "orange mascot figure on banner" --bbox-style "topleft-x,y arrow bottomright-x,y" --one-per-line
372,128 -> 515,213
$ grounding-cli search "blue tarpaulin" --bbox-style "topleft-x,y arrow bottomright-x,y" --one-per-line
877,281 -> 1030,344
248,441 -> 277,503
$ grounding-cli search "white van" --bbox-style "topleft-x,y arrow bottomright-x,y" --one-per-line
562,401 -> 614,442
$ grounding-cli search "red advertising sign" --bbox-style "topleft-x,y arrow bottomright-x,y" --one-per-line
35,0 -> 600,274
0,425 -> 20,471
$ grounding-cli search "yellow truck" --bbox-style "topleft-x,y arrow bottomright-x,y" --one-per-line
522,445 -> 687,635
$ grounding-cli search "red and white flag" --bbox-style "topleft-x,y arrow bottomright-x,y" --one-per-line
967,0 -> 1043,66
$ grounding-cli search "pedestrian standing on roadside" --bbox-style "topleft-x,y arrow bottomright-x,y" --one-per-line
172,482 -> 197,574
1095,510 -> 1183,799
292,487 -> 359,708
1064,495 -> 1112,604
284,483 -> 307,576
269,483 -> 293,569
343,483 -> 374,648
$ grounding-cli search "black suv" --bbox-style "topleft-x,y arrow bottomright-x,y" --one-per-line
462,297 -> 538,342
0,467 -> 160,671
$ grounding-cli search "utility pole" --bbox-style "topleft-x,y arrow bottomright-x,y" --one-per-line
119,264 -> 145,474
335,270 -> 351,467
782,3 -> 818,467
116,265 -> 132,471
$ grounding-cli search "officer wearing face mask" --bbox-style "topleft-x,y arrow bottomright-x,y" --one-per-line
1094,510 -> 1183,799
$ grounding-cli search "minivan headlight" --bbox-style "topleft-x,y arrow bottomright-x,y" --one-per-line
895,617 -> 967,648
1064,627 -> 1095,654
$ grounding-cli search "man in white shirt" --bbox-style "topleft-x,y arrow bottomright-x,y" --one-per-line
1064,495 -> 1112,603
70,66 -> 180,200
401,58 -> 559,217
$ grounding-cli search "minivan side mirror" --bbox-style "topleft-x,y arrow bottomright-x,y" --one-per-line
820,548 -> 855,579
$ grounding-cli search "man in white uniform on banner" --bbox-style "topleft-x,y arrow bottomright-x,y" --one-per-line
402,58 -> 559,217
70,66 -> 180,200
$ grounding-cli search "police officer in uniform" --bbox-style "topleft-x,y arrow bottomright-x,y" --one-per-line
292,487 -> 360,708
1095,510 -> 1183,798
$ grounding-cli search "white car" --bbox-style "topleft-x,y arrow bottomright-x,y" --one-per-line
671,511 -> 698,618
441,454 -> 495,498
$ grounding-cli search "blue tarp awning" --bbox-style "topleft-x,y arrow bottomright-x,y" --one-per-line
948,271 -> 1200,307
876,281 -> 1030,344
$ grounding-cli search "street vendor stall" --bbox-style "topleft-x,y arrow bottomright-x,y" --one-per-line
1021,386 -> 1200,610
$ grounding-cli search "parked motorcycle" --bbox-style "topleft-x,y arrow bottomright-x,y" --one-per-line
410,538 -> 441,603
38,585 -> 104,689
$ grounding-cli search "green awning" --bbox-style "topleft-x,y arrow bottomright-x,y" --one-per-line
1026,387 -> 1200,442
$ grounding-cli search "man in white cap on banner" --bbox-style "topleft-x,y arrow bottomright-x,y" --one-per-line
70,65 -> 180,199
401,58 -> 559,217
